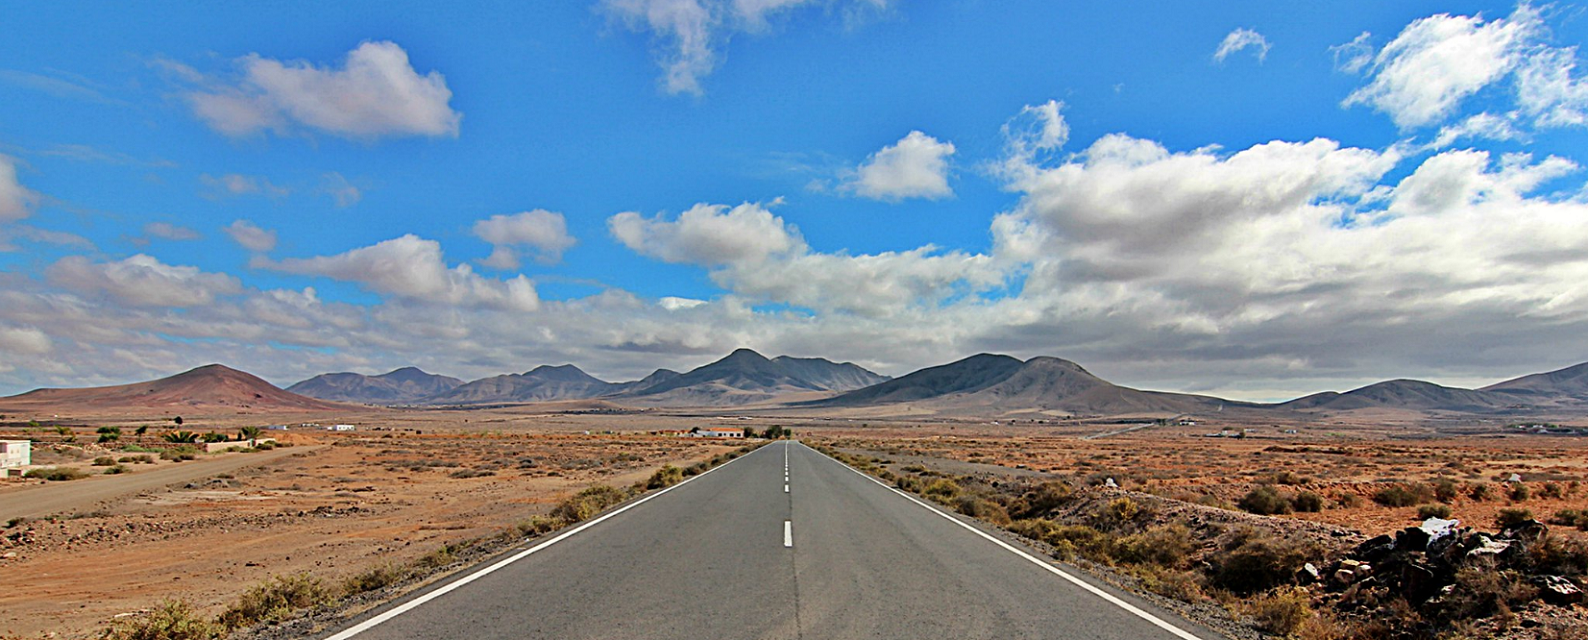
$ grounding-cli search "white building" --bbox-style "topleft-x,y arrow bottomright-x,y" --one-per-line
689,427 -> 744,438
1,440 -> 31,474
327,424 -> 356,432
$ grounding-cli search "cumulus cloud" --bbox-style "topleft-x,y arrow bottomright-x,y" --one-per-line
610,201 -> 801,265
176,41 -> 461,139
260,234 -> 540,311
841,131 -> 956,201
1430,112 -> 1524,149
473,210 -> 577,269
0,324 -> 51,356
1213,28 -> 1271,63
602,0 -> 891,95
143,222 -> 201,241
224,219 -> 278,253
46,254 -> 244,307
1330,32 -> 1375,74
0,154 -> 39,222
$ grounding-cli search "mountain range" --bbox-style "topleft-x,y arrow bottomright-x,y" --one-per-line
3,350 -> 1586,419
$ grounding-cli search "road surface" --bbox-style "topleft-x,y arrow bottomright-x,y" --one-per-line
0,445 -> 325,521
325,441 -> 1222,640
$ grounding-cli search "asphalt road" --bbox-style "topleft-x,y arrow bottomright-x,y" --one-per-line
326,441 -> 1223,640
0,445 -> 325,521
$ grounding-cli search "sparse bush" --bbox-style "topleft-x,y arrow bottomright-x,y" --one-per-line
515,516 -> 560,537
101,599 -> 219,640
1291,491 -> 1325,513
1433,477 -> 1460,503
1123,564 -> 1204,603
1416,504 -> 1453,520
551,485 -> 627,523
1372,483 -> 1432,508
954,496 -> 1011,525
922,478 -> 962,503
1542,482 -> 1566,499
218,573 -> 332,629
340,563 -> 410,596
448,468 -> 494,479
1239,485 -> 1292,515
1247,587 -> 1313,636
1335,492 -> 1362,509
92,456 -> 117,466
1211,528 -> 1320,595
24,466 -> 88,481
1469,482 -> 1494,502
646,465 -> 684,489
1552,509 -> 1588,531
1112,524 -> 1195,568
1432,568 -> 1537,623
1271,471 -> 1309,485
1012,480 -> 1075,519
1006,519 -> 1112,562
104,465 -> 127,475
1517,533 -> 1588,577
1495,507 -> 1533,529
1094,496 -> 1143,529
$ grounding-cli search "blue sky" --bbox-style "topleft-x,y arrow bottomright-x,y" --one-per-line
2,1 -> 1587,401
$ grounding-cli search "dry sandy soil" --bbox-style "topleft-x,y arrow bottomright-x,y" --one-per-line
0,412 -> 740,639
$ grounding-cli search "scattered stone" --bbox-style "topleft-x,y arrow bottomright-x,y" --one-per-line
1295,562 -> 1320,585
1537,576 -> 1584,606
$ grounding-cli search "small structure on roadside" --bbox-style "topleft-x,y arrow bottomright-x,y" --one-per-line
327,424 -> 356,432
689,427 -> 744,438
1,440 -> 31,475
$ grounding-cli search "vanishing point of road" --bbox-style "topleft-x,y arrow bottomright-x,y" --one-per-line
325,441 -> 1223,640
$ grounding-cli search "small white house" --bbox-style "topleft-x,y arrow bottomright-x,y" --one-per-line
1,440 -> 31,474
327,424 -> 356,432
689,427 -> 744,438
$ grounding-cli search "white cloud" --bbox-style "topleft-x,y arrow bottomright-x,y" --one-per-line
260,234 -> 540,311
610,201 -> 801,265
181,41 -> 461,139
224,219 -> 278,253
0,154 -> 39,222
46,254 -> 243,307
842,131 -> 956,201
473,210 -> 577,269
1331,32 -> 1375,74
0,324 -> 52,356
143,222 -> 202,241
602,0 -> 892,95
1343,6 -> 1540,129
201,173 -> 288,199
1213,28 -> 1271,63
321,172 -> 362,208
659,296 -> 707,310
1515,45 -> 1588,128
1430,112 -> 1524,149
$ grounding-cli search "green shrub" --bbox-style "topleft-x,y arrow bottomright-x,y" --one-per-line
1290,491 -> 1325,513
1416,504 -> 1453,520
160,446 -> 199,461
646,465 -> 684,489
93,456 -> 117,466
1551,509 -> 1588,531
1433,477 -> 1460,503
1013,481 -> 1075,519
24,466 -> 88,481
1495,508 -> 1533,529
1094,497 -> 1143,529
101,599 -> 219,640
1541,482 -> 1566,499
1239,485 -> 1292,515
1469,483 -> 1494,502
218,573 -> 331,629
104,465 -> 128,475
1431,568 -> 1537,623
515,515 -> 560,537
1509,482 -> 1531,502
1335,492 -> 1363,508
551,485 -> 627,524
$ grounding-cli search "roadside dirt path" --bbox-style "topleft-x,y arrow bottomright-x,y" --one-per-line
0,445 -> 326,521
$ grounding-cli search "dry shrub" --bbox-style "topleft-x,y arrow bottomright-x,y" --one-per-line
340,563 -> 410,596
1494,507 -> 1533,529
922,478 -> 962,503
1013,481 -> 1075,519
1112,524 -> 1195,568
1124,564 -> 1205,603
955,496 -> 1011,526
218,573 -> 332,629
551,485 -> 627,524
1211,527 -> 1320,595
646,465 -> 684,489
1247,586 -> 1313,636
1240,485 -> 1292,515
101,600 -> 219,640
1431,568 -> 1537,624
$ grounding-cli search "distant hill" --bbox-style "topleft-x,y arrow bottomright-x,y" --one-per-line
612,348 -> 889,406
1482,361 -> 1588,407
426,364 -> 619,405
808,354 -> 1233,416
1281,378 -> 1534,413
288,367 -> 462,404
0,364 -> 349,412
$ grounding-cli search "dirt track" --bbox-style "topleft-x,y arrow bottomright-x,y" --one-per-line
0,445 -> 326,521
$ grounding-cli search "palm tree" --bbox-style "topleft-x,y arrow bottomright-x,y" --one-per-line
238,426 -> 262,447
163,430 -> 199,444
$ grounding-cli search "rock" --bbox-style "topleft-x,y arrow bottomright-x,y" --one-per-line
1397,526 -> 1432,552
1537,576 -> 1583,606
1465,535 -> 1511,562
1355,534 -> 1396,561
1334,568 -> 1357,585
1402,562 -> 1440,602
1296,562 -> 1320,585
1502,519 -> 1548,544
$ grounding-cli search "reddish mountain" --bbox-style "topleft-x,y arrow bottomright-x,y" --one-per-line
0,364 -> 351,412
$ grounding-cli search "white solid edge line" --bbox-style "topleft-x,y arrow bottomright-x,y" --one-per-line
322,443 -> 770,640
783,520 -> 793,547
799,442 -> 1205,640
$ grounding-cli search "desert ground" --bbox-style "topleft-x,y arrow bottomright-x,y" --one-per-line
2,407 -> 1585,639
